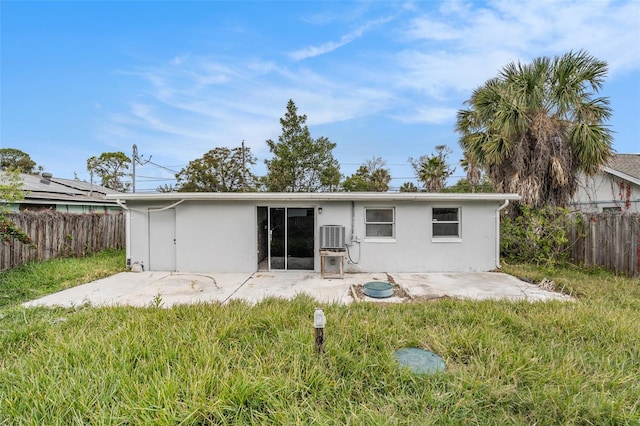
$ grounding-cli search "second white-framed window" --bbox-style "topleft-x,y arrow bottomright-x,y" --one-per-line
432,207 -> 460,238
365,207 -> 394,238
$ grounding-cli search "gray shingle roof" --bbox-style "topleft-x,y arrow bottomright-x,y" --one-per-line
607,154 -> 640,180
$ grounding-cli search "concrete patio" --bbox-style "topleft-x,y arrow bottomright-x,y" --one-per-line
23,270 -> 573,308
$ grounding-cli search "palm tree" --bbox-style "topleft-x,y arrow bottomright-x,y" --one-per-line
370,168 -> 391,192
460,151 -> 482,193
399,182 -> 418,192
409,145 -> 455,192
455,50 -> 613,208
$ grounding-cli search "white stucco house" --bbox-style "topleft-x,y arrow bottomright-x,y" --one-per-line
106,192 -> 520,274
571,154 -> 640,213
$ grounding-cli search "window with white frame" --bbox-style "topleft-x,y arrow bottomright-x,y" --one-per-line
365,207 -> 394,238
432,207 -> 460,238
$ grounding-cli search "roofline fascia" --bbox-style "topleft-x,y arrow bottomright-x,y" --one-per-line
107,192 -> 522,203
603,167 -> 640,186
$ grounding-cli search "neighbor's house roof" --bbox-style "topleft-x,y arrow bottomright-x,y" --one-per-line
107,192 -> 521,203
15,173 -> 121,207
604,154 -> 640,186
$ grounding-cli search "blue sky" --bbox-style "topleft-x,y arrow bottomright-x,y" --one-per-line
2,0 -> 639,192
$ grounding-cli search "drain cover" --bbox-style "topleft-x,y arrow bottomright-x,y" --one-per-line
394,348 -> 446,375
363,281 -> 393,298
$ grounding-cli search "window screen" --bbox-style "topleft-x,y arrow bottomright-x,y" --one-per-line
365,208 -> 394,238
432,207 -> 460,237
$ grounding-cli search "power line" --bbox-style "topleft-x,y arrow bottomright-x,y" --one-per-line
145,159 -> 179,174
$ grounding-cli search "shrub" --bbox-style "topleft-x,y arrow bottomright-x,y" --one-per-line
0,215 -> 33,246
501,206 -> 572,267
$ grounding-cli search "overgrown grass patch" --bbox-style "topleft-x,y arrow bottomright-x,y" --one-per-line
1,256 -> 639,423
0,249 -> 126,308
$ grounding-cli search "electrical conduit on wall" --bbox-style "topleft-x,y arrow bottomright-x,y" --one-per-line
495,199 -> 510,269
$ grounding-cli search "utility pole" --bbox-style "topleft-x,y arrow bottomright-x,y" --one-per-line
132,144 -> 151,193
132,144 -> 137,193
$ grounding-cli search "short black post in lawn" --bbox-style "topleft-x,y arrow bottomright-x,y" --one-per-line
314,308 -> 326,354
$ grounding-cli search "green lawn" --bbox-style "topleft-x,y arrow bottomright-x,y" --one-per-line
1,251 -> 638,424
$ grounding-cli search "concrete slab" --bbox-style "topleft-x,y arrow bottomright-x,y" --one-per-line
232,272 -> 354,305
23,272 -> 253,308
22,270 -> 572,308
392,272 -> 573,302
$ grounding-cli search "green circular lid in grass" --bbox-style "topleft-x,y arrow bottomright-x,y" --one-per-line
363,281 -> 393,298
395,348 -> 446,375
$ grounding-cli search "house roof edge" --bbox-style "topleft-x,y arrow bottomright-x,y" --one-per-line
107,192 -> 522,203
603,167 -> 640,186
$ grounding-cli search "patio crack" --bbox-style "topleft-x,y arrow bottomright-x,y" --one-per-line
222,274 -> 254,304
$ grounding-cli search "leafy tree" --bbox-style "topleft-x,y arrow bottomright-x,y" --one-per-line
320,162 -> 342,192
0,170 -> 24,205
409,145 -> 455,192
343,157 -> 391,192
456,50 -> 613,209
264,100 -> 340,192
87,151 -> 131,192
342,166 -> 370,192
0,169 -> 32,245
0,148 -> 37,174
441,177 -> 495,193
399,182 -> 418,192
175,146 -> 257,192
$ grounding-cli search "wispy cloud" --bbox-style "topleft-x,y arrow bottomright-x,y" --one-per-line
401,0 -> 640,80
290,17 -> 393,61
393,106 -> 459,125
105,54 -> 396,169
390,0 -> 640,124
103,0 -> 639,166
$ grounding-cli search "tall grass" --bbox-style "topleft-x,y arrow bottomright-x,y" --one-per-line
0,248 -> 126,308
1,254 -> 639,424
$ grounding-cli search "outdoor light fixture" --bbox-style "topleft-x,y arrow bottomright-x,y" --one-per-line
318,207 -> 323,214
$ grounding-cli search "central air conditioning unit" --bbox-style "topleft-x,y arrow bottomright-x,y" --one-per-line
320,225 -> 345,249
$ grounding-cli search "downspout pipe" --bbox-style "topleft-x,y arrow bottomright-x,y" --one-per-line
115,199 -> 131,267
495,199 -> 510,269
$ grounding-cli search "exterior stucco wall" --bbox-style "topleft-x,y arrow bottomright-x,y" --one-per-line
126,198 -> 502,273
345,201 -> 498,272
176,201 -> 256,272
128,206 -> 150,268
573,173 -> 640,213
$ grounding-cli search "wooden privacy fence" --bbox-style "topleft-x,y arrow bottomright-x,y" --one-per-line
1,211 -> 125,271
568,213 -> 640,277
